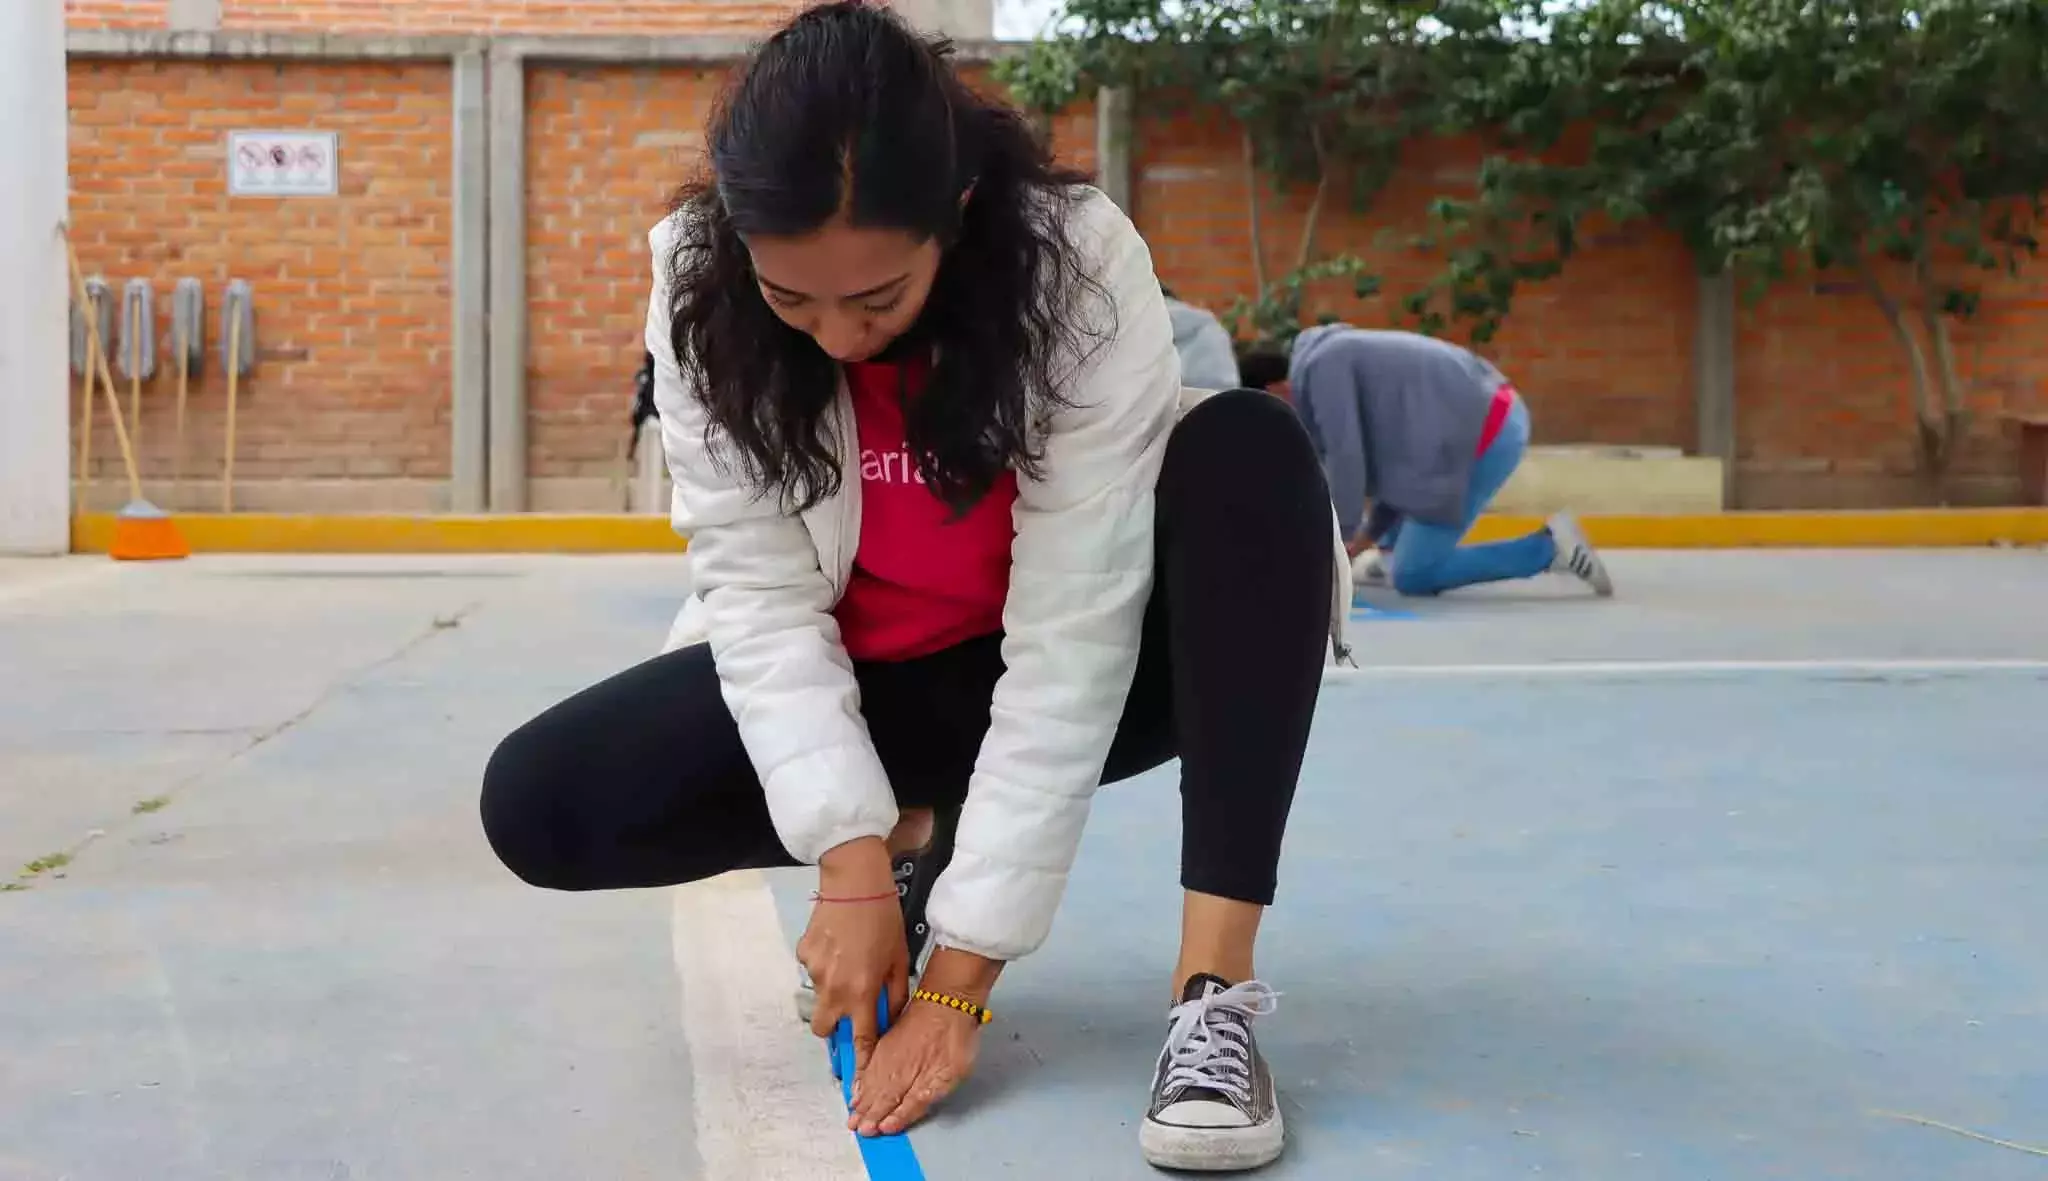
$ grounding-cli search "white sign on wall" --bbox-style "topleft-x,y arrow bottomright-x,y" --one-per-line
227,130 -> 339,197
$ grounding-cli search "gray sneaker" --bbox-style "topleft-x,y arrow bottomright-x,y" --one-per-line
1547,512 -> 1614,597
793,805 -> 959,1023
1140,974 -> 1284,1172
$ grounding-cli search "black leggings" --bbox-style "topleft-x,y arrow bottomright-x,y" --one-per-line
481,390 -> 1334,907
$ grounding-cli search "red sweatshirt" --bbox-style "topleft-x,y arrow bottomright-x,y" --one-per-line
832,355 -> 1019,662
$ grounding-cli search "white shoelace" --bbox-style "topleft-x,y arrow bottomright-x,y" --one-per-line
1159,981 -> 1281,1104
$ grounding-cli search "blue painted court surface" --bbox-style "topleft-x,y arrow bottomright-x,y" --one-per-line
3,550 -> 2046,1180
775,667 -> 2048,1180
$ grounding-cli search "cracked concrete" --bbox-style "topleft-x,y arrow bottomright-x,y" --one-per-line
0,558 -> 502,879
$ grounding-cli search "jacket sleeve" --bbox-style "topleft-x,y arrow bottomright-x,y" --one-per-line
923,193 -> 1183,962
1296,360 -> 1371,541
645,216 -> 898,866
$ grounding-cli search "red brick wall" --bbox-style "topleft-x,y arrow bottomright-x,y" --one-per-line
519,65 -> 1094,510
67,0 -> 167,29
1735,273 -> 2036,508
1136,116 -> 1699,453
523,66 -> 719,507
1137,105 -> 2039,505
68,59 -> 453,511
62,0 -> 2048,508
66,0 -> 801,35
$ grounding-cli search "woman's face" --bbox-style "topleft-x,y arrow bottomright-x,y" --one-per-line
744,220 -> 944,364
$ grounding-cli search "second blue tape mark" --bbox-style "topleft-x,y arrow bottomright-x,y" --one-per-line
1352,599 -> 1418,621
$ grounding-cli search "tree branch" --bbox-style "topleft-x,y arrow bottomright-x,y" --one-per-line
1296,122 -> 1332,273
1855,259 -> 1946,472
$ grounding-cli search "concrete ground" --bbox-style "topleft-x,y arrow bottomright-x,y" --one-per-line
1,549 -> 2044,1180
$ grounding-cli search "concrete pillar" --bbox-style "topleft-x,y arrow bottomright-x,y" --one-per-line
1095,87 -> 1135,215
891,0 -> 996,38
486,48 -> 527,512
1693,269 -> 1737,509
167,0 -> 223,32
449,50 -> 490,513
0,2 -> 70,555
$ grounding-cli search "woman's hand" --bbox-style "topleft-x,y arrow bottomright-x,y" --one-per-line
850,947 -> 1003,1136
799,837 -> 910,1077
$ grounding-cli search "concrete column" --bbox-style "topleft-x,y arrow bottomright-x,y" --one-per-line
449,50 -> 490,513
486,48 -> 528,512
891,0 -> 996,38
1095,87 -> 1134,214
167,0 -> 223,32
0,2 -> 71,555
1693,270 -> 1737,509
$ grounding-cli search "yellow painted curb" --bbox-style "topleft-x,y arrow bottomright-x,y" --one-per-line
1461,508 -> 2048,548
70,513 -> 688,554
70,508 -> 2048,555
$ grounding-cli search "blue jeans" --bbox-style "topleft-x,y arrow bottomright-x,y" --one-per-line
1384,397 -> 1555,596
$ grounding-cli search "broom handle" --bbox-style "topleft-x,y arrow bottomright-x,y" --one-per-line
174,325 -> 190,507
223,314 -> 241,514
75,341 -> 95,517
127,298 -> 143,473
62,232 -> 144,505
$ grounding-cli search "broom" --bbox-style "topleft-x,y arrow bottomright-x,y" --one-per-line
62,227 -> 189,561
73,309 -> 95,518
71,277 -> 112,517
171,278 -> 203,509
222,311 -> 241,514
220,279 -> 253,514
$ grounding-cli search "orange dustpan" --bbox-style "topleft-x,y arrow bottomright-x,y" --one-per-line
63,224 -> 190,562
109,498 -> 191,562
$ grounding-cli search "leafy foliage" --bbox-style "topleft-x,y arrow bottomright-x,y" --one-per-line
1004,0 -> 2048,473
999,0 -> 1527,349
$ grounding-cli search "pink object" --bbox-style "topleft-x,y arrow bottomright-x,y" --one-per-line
834,354 -> 1019,662
1476,382 -> 1517,457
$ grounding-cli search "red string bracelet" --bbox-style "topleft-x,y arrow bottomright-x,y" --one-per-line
809,890 -> 899,904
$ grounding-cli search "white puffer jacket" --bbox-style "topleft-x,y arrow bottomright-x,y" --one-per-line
649,188 -> 1353,961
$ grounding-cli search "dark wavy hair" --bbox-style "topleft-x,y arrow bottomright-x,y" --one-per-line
664,1 -> 1105,515
1238,350 -> 1291,393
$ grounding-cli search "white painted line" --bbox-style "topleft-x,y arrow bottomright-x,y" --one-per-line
672,871 -> 868,1181
1324,658 -> 2048,682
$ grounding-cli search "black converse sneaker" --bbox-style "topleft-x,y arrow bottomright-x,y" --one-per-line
794,804 -> 961,1023
1547,511 -> 1615,597
1140,974 -> 1284,1172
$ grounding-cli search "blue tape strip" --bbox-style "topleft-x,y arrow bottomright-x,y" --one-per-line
828,997 -> 928,1181
1351,600 -> 1418,620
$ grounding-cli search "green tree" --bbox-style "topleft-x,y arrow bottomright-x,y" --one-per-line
1688,0 -> 2048,477
1001,0 -> 1528,349
1398,1 -> 1687,342
1419,0 -> 2048,479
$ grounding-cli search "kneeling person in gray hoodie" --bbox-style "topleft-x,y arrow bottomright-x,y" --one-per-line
1242,326 -> 1613,599
1163,292 -> 1242,392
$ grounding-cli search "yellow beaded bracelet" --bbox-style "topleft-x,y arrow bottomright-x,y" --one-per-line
912,987 -> 993,1025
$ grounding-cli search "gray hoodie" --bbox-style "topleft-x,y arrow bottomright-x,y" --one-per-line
1165,298 -> 1242,392
1289,325 -> 1508,536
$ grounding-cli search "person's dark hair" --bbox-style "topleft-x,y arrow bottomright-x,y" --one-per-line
1238,349 -> 1291,392
665,1 -> 1103,514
